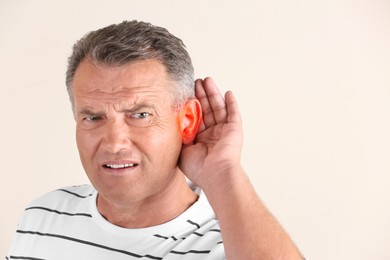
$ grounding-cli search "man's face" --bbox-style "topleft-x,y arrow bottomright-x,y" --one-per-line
72,59 -> 184,204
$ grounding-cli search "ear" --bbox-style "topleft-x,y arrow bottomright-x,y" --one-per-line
179,99 -> 202,145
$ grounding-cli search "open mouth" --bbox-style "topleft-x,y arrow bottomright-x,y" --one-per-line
103,163 -> 138,169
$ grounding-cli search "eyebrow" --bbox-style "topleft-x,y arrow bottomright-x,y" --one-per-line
121,104 -> 156,113
77,103 -> 156,116
77,108 -> 103,116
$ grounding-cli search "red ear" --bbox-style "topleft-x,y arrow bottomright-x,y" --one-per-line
180,99 -> 202,145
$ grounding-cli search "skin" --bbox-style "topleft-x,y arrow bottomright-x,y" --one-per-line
184,78 -> 304,259
72,58 -> 304,259
72,59 -> 201,227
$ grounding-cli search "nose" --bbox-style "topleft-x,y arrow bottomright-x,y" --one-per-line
101,118 -> 132,154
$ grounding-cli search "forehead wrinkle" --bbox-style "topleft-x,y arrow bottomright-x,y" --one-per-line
80,85 -> 175,100
76,92 -> 170,114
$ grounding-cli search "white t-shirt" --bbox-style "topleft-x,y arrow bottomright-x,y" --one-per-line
7,185 -> 225,260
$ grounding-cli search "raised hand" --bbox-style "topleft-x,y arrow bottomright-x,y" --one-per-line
179,77 -> 243,190
180,77 -> 304,260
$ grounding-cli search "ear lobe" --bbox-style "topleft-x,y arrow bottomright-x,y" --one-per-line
180,99 -> 202,145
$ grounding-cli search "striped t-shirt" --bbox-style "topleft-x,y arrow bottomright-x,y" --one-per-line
7,185 -> 225,260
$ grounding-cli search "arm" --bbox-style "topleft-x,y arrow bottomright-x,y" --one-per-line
180,77 -> 303,260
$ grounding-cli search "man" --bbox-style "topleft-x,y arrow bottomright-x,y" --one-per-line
7,20 -> 303,259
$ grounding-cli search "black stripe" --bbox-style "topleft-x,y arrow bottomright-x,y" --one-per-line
16,230 -> 162,260
9,256 -> 46,260
170,249 -> 211,255
153,234 -> 178,241
192,228 -> 221,237
57,189 -> 93,198
153,234 -> 180,241
153,234 -> 169,239
25,206 -> 92,218
187,220 -> 221,234
186,220 -> 200,229
155,227 -> 221,240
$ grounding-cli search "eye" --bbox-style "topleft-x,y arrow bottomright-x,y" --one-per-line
85,115 -> 103,121
131,112 -> 151,119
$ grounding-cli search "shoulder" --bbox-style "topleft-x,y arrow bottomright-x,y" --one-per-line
23,184 -> 95,217
8,185 -> 97,257
28,184 -> 94,203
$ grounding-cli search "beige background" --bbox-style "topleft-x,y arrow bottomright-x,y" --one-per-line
1,0 -> 390,259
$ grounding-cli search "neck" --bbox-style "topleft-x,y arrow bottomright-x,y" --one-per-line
96,172 -> 198,228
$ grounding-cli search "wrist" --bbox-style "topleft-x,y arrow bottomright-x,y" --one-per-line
200,164 -> 246,195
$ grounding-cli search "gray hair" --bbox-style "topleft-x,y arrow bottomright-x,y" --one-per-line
65,20 -> 195,108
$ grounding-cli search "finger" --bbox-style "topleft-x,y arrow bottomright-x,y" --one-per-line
195,78 -> 216,128
225,90 -> 242,124
203,77 -> 228,124
197,119 -> 206,133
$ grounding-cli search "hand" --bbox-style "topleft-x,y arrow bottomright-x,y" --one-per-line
179,77 -> 243,190
180,79 -> 304,260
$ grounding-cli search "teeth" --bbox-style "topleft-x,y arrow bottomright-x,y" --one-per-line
105,163 -> 134,169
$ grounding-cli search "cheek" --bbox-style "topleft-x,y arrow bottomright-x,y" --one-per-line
141,121 -> 182,157
146,125 -> 182,149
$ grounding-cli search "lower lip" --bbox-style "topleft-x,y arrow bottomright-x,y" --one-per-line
102,165 -> 138,176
